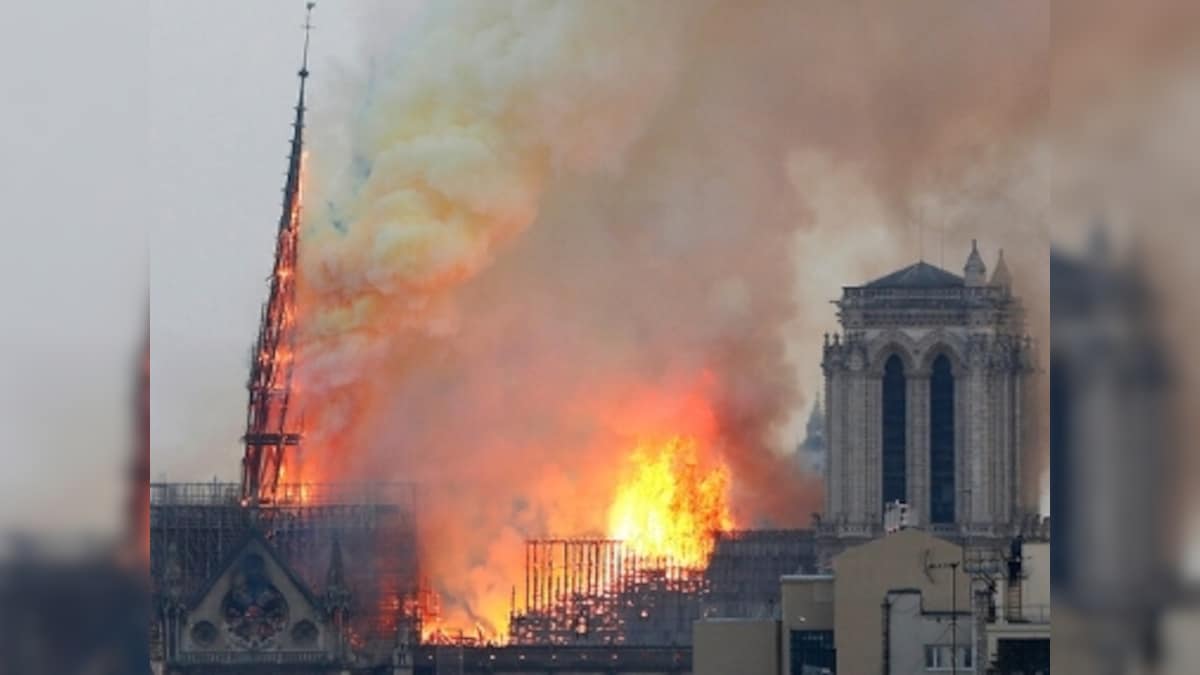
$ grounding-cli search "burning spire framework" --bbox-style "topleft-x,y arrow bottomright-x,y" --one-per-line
239,3 -> 311,506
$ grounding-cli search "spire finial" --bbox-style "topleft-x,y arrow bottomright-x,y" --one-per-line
918,218 -> 924,262
327,536 -> 345,589
325,536 -> 351,615
940,219 -> 946,268
301,2 -> 315,79
964,238 -> 987,286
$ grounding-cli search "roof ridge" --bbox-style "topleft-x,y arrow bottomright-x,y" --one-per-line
864,260 -> 964,289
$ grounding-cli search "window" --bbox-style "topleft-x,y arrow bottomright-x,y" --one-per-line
929,353 -> 956,524
791,630 -> 835,674
1050,356 -> 1070,589
924,644 -> 972,670
995,638 -> 1049,674
882,355 -> 907,507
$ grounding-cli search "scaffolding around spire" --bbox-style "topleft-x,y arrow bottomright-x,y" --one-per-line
240,3 -> 315,505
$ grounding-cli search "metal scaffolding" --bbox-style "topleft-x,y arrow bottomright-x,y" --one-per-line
703,529 -> 817,618
150,481 -> 427,656
509,530 -> 814,646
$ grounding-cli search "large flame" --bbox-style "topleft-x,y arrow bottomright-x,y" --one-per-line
607,436 -> 733,568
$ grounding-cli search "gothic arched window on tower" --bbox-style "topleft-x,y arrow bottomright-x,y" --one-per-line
930,354 -> 956,524
882,354 -> 907,508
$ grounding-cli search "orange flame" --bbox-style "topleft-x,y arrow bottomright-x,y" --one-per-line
607,435 -> 733,568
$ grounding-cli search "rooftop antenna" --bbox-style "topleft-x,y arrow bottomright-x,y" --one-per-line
918,216 -> 924,262
915,202 -> 932,263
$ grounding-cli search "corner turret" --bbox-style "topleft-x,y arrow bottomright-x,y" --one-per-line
990,248 -> 1012,289
964,239 -> 987,286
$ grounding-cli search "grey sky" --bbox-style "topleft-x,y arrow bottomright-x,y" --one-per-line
0,1 -> 148,536
0,1 -> 399,536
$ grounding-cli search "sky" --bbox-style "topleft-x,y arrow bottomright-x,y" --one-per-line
0,1 -> 396,537
0,1 -> 148,537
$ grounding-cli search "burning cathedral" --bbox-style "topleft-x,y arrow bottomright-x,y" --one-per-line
149,11 -> 800,674
150,8 -> 1046,675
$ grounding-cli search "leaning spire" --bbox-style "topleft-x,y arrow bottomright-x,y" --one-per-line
283,1 -> 313,213
990,248 -> 1013,289
241,2 -> 316,505
963,238 -> 987,286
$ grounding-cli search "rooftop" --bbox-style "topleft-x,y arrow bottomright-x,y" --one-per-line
863,261 -> 964,289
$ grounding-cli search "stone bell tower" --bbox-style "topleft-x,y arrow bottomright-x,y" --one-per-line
817,241 -> 1036,558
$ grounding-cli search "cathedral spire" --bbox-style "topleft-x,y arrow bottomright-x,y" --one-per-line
963,239 -> 987,286
288,2 -> 314,196
240,3 -> 315,505
326,536 -> 347,596
807,392 -> 823,431
990,248 -> 1012,288
301,3 -> 314,75
325,535 -> 352,660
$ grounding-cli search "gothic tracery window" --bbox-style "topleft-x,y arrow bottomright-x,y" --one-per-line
930,354 -> 956,524
882,354 -> 907,508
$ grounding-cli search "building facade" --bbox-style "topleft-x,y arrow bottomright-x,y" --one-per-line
693,528 -> 1050,675
818,242 -> 1037,557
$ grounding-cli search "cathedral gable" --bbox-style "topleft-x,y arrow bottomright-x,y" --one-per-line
179,534 -> 331,658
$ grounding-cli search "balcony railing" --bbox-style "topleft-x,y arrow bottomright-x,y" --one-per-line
842,285 -> 1009,301
175,650 -> 332,665
149,482 -> 240,506
1001,603 -> 1051,625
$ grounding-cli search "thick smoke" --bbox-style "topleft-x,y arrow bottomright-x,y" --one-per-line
299,0 -> 707,451
299,1 -> 735,632
294,0 -> 1098,633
